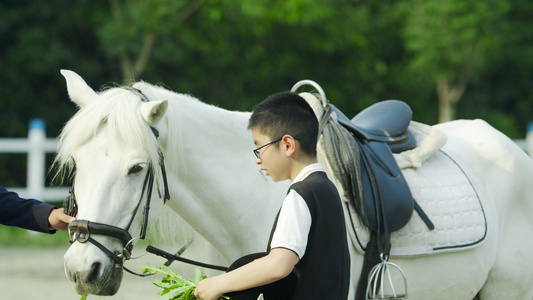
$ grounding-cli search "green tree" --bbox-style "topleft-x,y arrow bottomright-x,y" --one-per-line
100,0 -> 205,83
404,0 -> 509,123
0,0 -> 111,187
1,0 -> 532,190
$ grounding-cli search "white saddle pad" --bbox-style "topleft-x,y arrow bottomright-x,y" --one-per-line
346,122 -> 487,257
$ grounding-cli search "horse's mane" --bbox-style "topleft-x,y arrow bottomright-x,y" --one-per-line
129,81 -> 241,178
52,85 -> 169,194
53,81 -> 225,252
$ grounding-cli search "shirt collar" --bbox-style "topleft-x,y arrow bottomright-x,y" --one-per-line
293,163 -> 324,183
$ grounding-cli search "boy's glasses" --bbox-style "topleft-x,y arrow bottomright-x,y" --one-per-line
253,138 -> 282,158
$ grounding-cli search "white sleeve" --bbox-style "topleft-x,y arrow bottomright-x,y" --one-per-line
270,189 -> 312,259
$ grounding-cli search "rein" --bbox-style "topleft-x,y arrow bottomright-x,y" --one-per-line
66,87 -> 228,276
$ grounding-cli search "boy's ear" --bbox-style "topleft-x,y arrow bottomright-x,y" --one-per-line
282,135 -> 297,157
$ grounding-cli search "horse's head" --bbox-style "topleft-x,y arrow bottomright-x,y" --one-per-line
55,70 -> 170,295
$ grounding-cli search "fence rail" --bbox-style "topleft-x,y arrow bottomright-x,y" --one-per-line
0,119 -> 69,202
1,119 -> 532,203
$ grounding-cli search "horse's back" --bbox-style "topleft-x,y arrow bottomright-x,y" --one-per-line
436,119 -> 533,299
436,119 -> 530,162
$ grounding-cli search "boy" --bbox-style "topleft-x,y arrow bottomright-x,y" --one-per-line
194,92 -> 350,300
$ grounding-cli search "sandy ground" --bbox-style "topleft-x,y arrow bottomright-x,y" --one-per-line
0,247 -> 162,300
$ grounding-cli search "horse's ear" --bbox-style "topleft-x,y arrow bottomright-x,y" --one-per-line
60,69 -> 98,108
141,100 -> 168,126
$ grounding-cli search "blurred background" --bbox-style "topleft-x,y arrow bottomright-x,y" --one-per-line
1,0 -> 532,246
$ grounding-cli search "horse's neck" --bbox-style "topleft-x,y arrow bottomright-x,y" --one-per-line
162,98 -> 289,260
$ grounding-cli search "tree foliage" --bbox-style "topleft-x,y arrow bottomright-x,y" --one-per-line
404,0 -> 509,122
0,0 -> 532,187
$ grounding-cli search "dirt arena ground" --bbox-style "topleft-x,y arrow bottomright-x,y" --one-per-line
0,248 -> 162,300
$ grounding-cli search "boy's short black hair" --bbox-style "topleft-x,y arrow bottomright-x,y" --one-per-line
248,92 -> 318,157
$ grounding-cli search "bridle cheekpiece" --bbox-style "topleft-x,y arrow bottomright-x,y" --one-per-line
65,87 -> 170,275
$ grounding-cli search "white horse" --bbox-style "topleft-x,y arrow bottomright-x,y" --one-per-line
55,70 -> 533,299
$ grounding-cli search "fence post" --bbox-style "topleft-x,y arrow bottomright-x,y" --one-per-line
527,122 -> 533,159
27,118 -> 46,200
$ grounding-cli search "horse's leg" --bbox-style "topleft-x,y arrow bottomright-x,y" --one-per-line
478,202 -> 533,299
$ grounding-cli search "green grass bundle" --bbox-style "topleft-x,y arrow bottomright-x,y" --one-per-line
139,265 -> 230,300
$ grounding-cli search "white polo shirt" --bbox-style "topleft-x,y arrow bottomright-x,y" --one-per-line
269,163 -> 325,259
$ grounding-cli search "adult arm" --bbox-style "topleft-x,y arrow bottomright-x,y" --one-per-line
0,186 -> 72,233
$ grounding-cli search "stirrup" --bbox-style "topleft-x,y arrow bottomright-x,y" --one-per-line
366,254 -> 408,300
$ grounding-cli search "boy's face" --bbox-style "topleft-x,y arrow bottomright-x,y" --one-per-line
251,128 -> 290,182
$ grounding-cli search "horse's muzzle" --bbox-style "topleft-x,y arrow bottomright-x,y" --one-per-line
65,255 -> 123,296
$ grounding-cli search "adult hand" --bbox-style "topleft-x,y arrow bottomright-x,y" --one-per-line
48,208 -> 75,231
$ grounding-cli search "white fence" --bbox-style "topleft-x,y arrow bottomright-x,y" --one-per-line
0,119 -> 69,202
1,119 -> 532,203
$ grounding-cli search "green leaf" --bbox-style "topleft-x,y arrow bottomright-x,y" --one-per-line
139,264 -> 230,300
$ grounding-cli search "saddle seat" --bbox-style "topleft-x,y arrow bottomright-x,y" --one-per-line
338,100 -> 417,153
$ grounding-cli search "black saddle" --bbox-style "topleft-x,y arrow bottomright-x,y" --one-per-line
327,101 -> 414,234
320,100 -> 434,246
320,100 -> 434,300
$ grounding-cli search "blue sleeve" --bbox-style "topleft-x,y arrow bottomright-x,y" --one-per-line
0,186 -> 56,233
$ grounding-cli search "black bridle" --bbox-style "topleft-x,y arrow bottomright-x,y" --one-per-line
65,87 -> 227,276
67,127 -> 170,268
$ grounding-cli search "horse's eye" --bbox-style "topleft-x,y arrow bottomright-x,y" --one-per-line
128,164 -> 143,175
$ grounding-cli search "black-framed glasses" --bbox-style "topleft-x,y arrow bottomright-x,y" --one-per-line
253,138 -> 282,159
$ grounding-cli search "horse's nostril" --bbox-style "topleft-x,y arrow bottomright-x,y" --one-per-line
87,262 -> 102,283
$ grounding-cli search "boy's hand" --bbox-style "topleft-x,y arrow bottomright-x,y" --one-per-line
194,276 -> 224,300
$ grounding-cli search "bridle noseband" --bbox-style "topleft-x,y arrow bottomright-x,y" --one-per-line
65,87 -> 226,277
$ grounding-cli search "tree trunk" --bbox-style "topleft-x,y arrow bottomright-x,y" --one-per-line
120,32 -> 157,84
436,76 -> 469,123
110,0 -> 204,84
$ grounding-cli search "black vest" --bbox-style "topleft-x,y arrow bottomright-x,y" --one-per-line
269,172 -> 350,300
